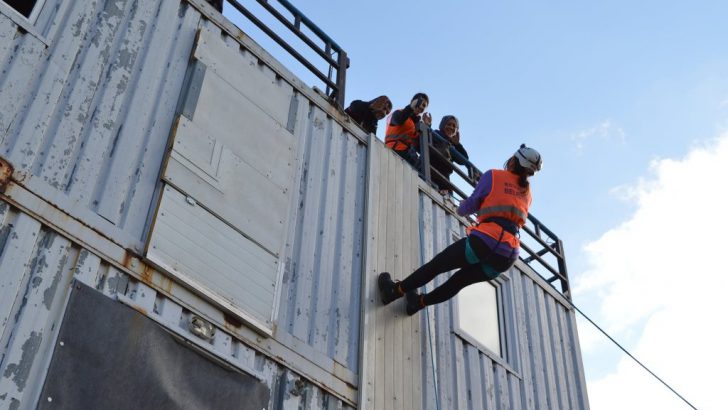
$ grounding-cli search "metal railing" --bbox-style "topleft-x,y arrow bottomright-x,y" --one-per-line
223,0 -> 349,107
417,125 -> 571,299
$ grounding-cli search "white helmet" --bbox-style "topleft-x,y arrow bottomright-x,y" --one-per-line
514,144 -> 542,173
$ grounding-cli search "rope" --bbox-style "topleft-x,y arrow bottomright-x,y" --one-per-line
568,301 -> 698,410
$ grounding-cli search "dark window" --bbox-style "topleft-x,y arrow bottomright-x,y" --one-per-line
3,0 -> 36,18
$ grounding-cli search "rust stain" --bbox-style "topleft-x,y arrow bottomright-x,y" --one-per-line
139,265 -> 153,285
122,251 -> 134,270
0,156 -> 15,192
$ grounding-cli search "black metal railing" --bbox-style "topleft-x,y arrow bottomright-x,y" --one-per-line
224,0 -> 349,107
417,124 -> 571,299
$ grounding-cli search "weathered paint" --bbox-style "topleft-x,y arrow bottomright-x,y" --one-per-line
0,0 -> 201,253
0,199 -> 354,409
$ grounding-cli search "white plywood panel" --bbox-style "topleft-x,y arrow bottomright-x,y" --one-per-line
164,115 -> 288,255
147,185 -> 278,333
193,26 -> 293,127
190,51 -> 296,192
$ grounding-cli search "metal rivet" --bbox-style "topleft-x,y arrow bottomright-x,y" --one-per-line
59,341 -> 64,346
47,397 -> 52,402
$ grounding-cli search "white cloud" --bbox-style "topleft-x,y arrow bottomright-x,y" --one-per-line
570,120 -> 627,154
574,133 -> 728,409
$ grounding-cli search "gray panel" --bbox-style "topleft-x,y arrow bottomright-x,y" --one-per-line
0,0 -> 202,252
37,282 -> 269,410
277,102 -> 367,373
147,185 -> 278,332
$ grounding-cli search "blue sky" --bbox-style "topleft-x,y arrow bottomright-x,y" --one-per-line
226,2 -> 728,408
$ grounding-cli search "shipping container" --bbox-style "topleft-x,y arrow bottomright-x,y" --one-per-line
0,1 -> 588,408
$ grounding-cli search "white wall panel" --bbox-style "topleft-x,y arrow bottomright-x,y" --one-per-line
164,114 -> 290,256
359,135 -> 423,410
147,185 -> 278,332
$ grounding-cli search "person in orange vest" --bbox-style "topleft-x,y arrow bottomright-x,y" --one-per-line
378,144 -> 542,315
385,93 -> 433,167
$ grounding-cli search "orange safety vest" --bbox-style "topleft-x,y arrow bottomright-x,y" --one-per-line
467,170 -> 532,249
385,111 -> 418,151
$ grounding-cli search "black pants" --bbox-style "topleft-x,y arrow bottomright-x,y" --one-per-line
399,236 -> 515,306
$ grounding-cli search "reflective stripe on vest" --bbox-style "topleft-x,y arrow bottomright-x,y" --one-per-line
385,112 -> 417,151
476,205 -> 528,223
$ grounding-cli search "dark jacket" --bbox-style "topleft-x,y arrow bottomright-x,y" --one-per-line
429,130 -> 470,189
345,100 -> 379,134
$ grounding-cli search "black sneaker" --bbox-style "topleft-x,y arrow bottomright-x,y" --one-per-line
406,291 -> 424,316
377,272 -> 403,305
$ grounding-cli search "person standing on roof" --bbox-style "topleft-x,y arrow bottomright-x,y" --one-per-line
345,96 -> 392,135
429,115 -> 473,193
377,144 -> 542,315
385,93 -> 433,168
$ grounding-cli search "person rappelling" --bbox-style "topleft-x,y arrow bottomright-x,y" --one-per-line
378,144 -> 543,315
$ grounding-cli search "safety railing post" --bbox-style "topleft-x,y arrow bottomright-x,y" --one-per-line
418,122 -> 432,183
335,50 -> 348,108
556,238 -> 570,299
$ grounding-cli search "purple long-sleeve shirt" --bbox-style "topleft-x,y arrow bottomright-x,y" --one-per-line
457,170 -> 520,259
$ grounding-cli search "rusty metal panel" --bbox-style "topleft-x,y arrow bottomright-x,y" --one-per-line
0,199 -> 355,409
0,0 -> 202,253
415,191 -> 590,409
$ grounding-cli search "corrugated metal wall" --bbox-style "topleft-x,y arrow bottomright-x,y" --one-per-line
417,192 -> 589,410
278,101 -> 368,374
1,0 -> 368,397
0,199 -> 353,409
0,0 -> 202,252
360,135 -> 424,410
1,0 -> 368,406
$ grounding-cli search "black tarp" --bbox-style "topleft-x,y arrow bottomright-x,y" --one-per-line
38,282 -> 269,410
